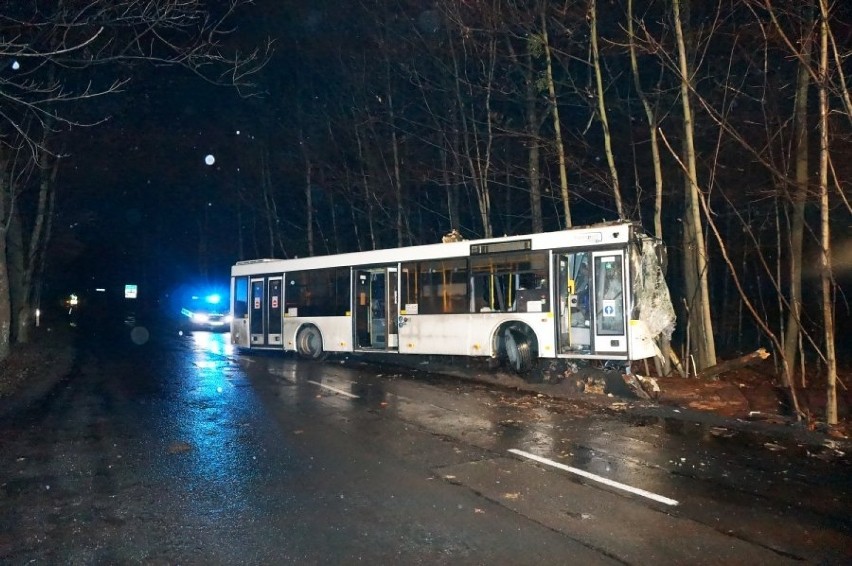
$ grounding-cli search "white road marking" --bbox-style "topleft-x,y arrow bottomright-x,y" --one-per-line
508,448 -> 680,507
307,380 -> 360,399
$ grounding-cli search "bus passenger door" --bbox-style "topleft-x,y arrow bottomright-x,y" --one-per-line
354,267 -> 398,351
355,271 -> 370,348
556,252 -> 592,354
590,250 -> 627,354
267,277 -> 282,346
250,278 -> 265,346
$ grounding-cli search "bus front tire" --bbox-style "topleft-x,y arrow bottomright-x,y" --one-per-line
297,325 -> 327,361
503,327 -> 533,374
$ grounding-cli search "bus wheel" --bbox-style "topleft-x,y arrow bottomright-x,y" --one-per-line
503,327 -> 533,374
297,325 -> 327,360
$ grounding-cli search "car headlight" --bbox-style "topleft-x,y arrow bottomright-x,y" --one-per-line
224,314 -> 233,323
192,313 -> 210,324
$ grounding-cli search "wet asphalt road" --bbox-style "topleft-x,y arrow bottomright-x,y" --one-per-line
0,323 -> 850,564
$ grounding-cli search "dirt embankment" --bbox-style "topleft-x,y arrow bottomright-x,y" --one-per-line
0,323 -> 76,416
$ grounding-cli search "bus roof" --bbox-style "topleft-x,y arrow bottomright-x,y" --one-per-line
231,221 -> 637,276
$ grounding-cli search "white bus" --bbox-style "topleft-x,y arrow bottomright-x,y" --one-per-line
229,221 -> 675,378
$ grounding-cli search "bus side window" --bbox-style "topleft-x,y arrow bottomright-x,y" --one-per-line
233,276 -> 249,318
470,251 -> 549,313
400,265 -> 416,311
418,259 -> 467,314
515,271 -> 548,312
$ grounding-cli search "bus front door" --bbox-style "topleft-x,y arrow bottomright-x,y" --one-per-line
355,267 -> 398,351
590,250 -> 627,355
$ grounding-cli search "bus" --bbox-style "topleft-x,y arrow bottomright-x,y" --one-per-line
229,221 -> 675,379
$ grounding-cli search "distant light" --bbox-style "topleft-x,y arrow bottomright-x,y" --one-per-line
205,154 -> 215,165
125,284 -> 138,299
236,130 -> 240,135
95,288 -> 106,293
11,60 -> 20,70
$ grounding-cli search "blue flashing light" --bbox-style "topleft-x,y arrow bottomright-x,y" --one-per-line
205,294 -> 222,305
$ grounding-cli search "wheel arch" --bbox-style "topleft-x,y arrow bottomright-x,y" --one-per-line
491,320 -> 539,374
295,322 -> 328,360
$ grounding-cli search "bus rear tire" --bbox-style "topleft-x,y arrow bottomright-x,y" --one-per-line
503,327 -> 533,374
297,325 -> 328,361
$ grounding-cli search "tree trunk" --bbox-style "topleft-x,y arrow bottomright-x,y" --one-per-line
0,232 -> 9,361
305,155 -> 314,257
673,0 -> 716,370
696,348 -> 771,380
441,143 -> 460,233
525,51 -> 544,234
12,150 -> 60,344
628,0 -> 670,375
354,124 -> 377,250
7,206 -> 25,343
818,0 -> 838,425
0,152 -> 11,362
506,35 -> 544,234
386,79 -> 406,247
590,0 -> 624,219
449,31 -> 494,238
783,5 -> 812,390
627,0 -> 664,240
295,131 -> 312,257
540,8 -> 571,228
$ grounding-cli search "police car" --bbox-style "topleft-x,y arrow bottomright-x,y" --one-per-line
180,293 -> 231,331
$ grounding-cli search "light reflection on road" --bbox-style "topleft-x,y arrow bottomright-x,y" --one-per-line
173,330 -> 260,513
192,330 -> 235,357
232,354 -> 752,517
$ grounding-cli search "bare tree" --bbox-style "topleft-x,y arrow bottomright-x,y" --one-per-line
504,22 -> 547,234
441,2 -> 500,238
817,0 -> 838,425
589,0 -> 625,219
626,0 -> 665,240
0,0 -> 269,361
0,0 -> 268,155
782,4 -> 813,389
671,0 -> 717,370
538,7 -> 573,228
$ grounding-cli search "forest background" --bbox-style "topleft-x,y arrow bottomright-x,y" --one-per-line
0,0 -> 849,423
